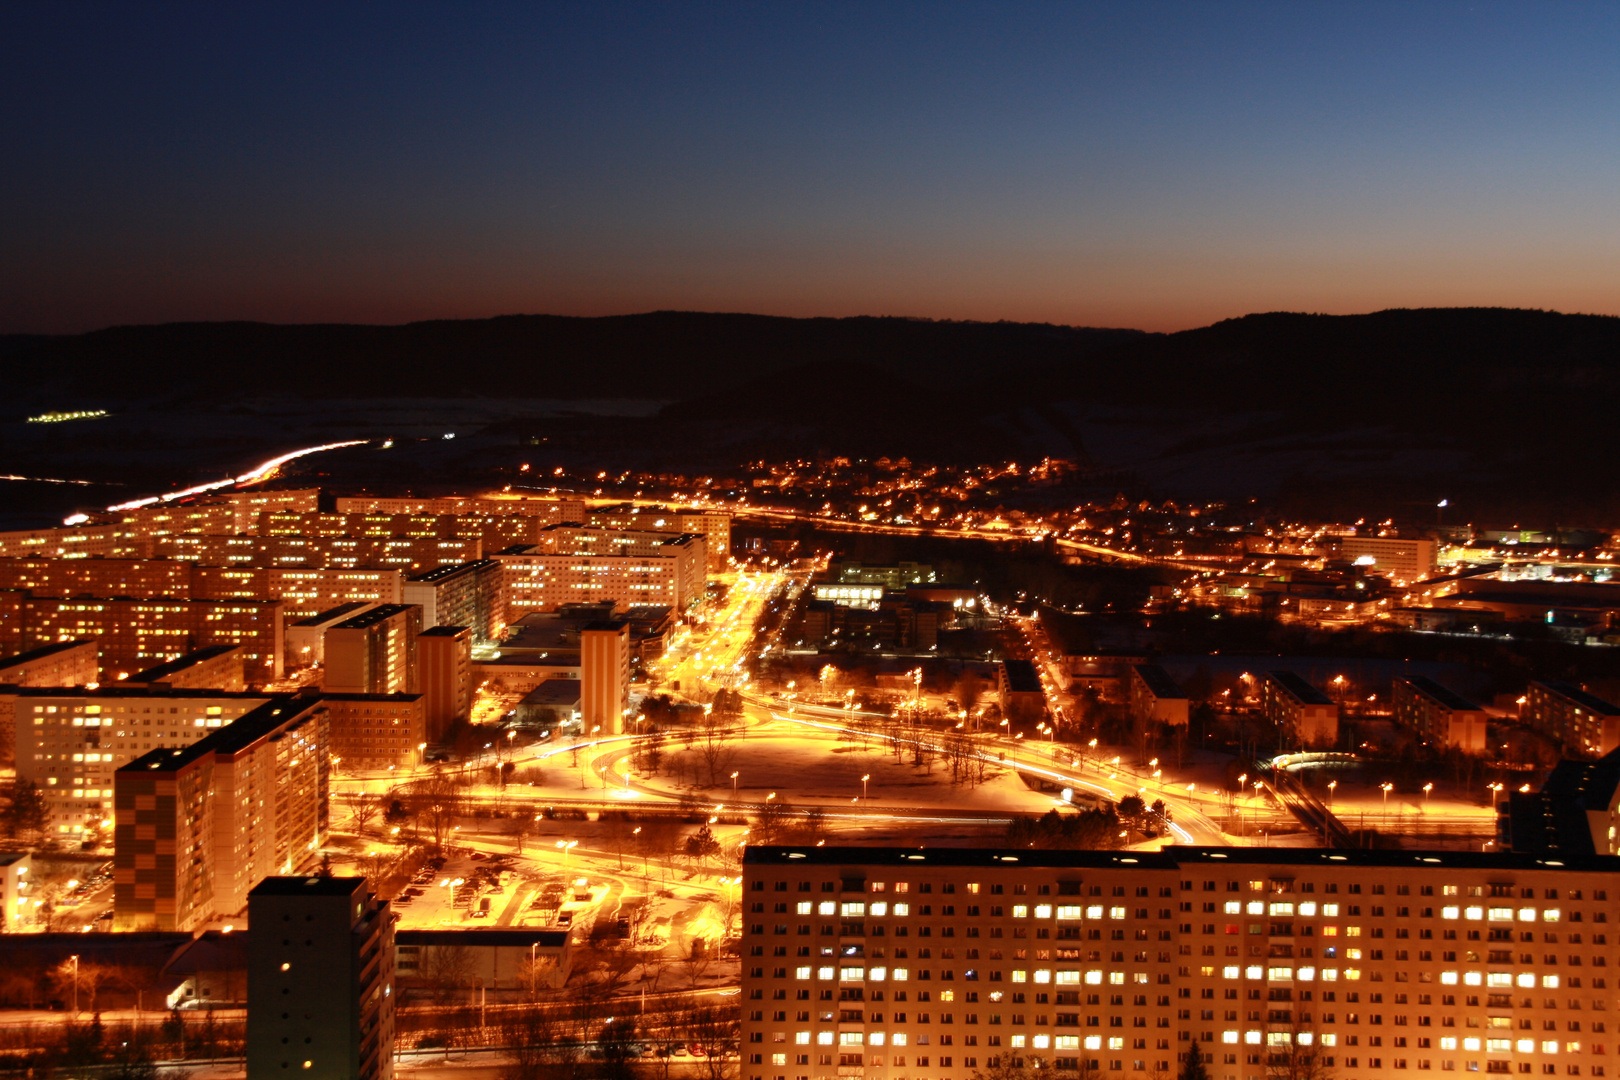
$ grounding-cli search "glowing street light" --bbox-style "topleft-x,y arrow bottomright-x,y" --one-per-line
1422,782 -> 1434,810
1381,782 -> 1394,816
731,770 -> 740,796
555,840 -> 578,867
1327,780 -> 1337,807
861,774 -> 871,802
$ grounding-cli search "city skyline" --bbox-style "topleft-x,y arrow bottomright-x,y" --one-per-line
5,2 -> 1620,334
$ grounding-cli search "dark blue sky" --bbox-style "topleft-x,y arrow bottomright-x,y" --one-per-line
4,1 -> 1618,333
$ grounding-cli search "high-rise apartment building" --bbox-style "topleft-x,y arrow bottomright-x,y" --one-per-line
403,559 -> 504,642
113,695 -> 329,930
13,686 -> 273,838
496,529 -> 706,618
246,875 -> 395,1080
333,494 -> 583,520
585,504 -> 732,570
323,605 -> 420,696
0,640 -> 100,770
580,620 -> 630,736
0,591 -> 283,683
324,693 -> 427,771
417,625 -> 472,742
1129,664 -> 1189,729
743,845 -> 1620,1080
287,603 -> 377,669
148,534 -> 480,571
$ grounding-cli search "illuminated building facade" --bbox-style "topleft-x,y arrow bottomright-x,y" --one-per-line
580,620 -> 630,737
128,644 -> 246,692
417,625 -> 472,741
1524,683 -> 1620,759
1393,677 -> 1489,753
323,604 -> 420,696
403,559 -> 504,642
113,696 -> 329,931
324,692 -> 427,770
13,687 -> 272,838
1260,671 -> 1340,749
0,590 -> 284,683
1338,537 -> 1438,584
0,639 -> 98,685
743,845 -> 1620,1080
333,494 -> 583,520
148,533 -> 481,571
496,530 -> 706,617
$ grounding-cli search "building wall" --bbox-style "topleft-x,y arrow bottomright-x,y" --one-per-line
581,624 -> 630,736
1392,680 -> 1488,753
208,707 -> 329,920
112,756 -> 214,931
325,694 -> 427,771
1338,537 -> 1438,583
16,690 -> 269,838
0,641 -> 100,770
1260,675 -> 1340,749
1129,666 -> 1190,729
497,538 -> 705,618
247,877 -> 395,1080
403,560 -> 503,643
113,698 -> 330,931
742,846 -> 1620,1080
418,628 -> 472,742
0,592 -> 283,684
150,534 -> 480,571
323,607 -> 420,696
1524,683 -> 1620,758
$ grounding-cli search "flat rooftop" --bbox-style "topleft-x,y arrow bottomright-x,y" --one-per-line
1132,663 -> 1186,700
250,875 -> 369,898
1267,669 -> 1335,706
745,844 -> 1620,874
292,601 -> 374,627
122,695 -> 323,772
333,603 -> 415,630
1401,674 -> 1483,713
1001,659 -> 1042,694
1535,681 -> 1620,716
406,558 -> 498,583
0,639 -> 96,669
130,644 -> 240,682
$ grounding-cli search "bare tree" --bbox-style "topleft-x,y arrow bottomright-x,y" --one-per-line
420,943 -> 474,1005
697,712 -> 736,787
347,789 -> 384,835
681,1003 -> 739,1080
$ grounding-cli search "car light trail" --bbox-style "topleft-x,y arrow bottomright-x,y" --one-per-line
101,439 -> 371,514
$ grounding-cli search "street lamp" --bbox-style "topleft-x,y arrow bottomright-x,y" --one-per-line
556,839 -> 578,867
1423,782 -> 1434,811
1381,782 -> 1394,817
68,954 -> 79,1015
861,774 -> 870,802
731,770 -> 740,796
438,877 -> 465,919
1327,780 -> 1337,807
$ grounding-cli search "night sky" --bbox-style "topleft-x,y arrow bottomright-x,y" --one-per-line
4,1 -> 1618,335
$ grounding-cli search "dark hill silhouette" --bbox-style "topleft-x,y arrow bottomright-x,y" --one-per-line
4,311 -> 1144,404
